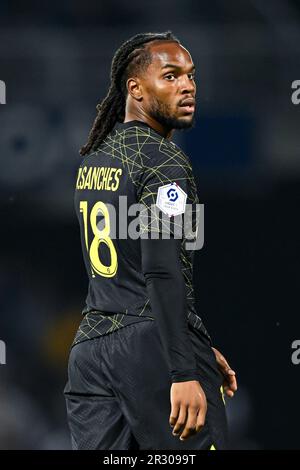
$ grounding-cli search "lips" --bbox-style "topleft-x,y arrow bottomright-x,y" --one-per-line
178,98 -> 195,113
179,98 -> 195,107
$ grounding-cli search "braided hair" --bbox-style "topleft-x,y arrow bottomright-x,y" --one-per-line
80,31 -> 179,156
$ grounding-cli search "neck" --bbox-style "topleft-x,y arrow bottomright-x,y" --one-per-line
124,111 -> 173,140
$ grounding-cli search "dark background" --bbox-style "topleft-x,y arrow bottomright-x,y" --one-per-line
0,0 -> 299,449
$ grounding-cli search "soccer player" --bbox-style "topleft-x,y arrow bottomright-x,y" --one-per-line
64,31 -> 237,450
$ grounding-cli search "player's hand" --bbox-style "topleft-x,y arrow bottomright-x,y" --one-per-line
169,381 -> 207,441
212,347 -> 237,398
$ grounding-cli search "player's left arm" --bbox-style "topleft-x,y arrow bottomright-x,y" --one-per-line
212,347 -> 238,398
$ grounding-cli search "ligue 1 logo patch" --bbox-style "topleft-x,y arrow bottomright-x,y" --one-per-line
156,182 -> 187,217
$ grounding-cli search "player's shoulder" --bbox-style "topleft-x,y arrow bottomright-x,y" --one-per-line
146,134 -> 192,175
78,151 -> 96,167
114,121 -> 162,148
120,123 -> 190,166
77,144 -> 108,168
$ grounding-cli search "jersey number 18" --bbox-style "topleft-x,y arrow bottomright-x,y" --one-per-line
79,201 -> 118,278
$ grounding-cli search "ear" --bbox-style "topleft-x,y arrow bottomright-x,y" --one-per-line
126,77 -> 143,101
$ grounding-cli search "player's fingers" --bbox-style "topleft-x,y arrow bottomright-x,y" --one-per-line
218,354 -> 236,379
225,371 -> 237,392
169,400 -> 180,427
228,373 -> 237,392
178,406 -> 198,441
213,348 -> 234,379
224,386 -> 234,397
172,405 -> 187,436
218,361 -> 232,378
195,404 -> 206,433
214,350 -> 229,369
224,380 -> 237,397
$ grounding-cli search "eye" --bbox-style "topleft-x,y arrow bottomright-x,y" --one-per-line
188,72 -> 195,80
164,73 -> 175,81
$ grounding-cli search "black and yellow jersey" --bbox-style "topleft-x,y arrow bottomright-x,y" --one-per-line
73,120 -> 210,358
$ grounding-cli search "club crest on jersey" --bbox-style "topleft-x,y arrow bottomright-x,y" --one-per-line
156,182 -> 187,217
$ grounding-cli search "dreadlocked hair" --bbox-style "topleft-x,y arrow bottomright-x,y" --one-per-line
79,31 -> 179,156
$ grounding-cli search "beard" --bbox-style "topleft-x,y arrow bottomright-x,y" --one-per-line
148,96 -> 196,130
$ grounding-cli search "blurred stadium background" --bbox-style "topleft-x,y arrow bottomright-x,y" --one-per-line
0,0 -> 299,449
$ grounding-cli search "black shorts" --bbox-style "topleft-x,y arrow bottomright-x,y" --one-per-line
64,320 -> 228,450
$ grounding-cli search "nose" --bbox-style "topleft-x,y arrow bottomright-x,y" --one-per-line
179,74 -> 195,94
